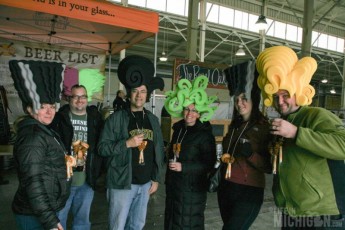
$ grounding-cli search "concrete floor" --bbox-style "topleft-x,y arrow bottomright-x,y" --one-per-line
0,163 -> 279,230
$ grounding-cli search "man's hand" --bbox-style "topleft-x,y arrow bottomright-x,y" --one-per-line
270,118 -> 298,138
57,223 -> 64,230
169,162 -> 182,172
149,181 -> 158,195
50,222 -> 63,230
126,134 -> 144,148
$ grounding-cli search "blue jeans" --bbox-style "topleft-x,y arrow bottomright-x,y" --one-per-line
57,182 -> 94,230
14,214 -> 44,230
107,181 -> 151,230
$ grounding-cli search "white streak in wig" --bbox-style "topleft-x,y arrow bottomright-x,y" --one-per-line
18,62 -> 41,112
59,64 -> 66,100
244,61 -> 255,100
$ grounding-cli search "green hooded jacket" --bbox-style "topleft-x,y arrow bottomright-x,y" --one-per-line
273,106 -> 345,217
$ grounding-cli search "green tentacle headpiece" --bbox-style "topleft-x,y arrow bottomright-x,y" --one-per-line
164,76 -> 218,122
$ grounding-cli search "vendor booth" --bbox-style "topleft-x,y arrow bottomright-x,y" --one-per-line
0,0 -> 159,158
0,0 -> 159,118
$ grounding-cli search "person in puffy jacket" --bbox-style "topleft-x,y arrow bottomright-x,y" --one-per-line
9,60 -> 69,230
163,76 -> 217,230
12,109 -> 70,230
164,103 -> 216,230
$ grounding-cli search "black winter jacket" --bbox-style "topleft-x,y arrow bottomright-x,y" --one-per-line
98,108 -> 165,188
50,104 -> 104,189
165,119 -> 216,230
12,116 -> 70,230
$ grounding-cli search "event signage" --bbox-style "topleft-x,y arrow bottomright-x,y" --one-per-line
173,58 -> 228,89
0,39 -> 106,97
0,39 -> 105,70
23,46 -> 101,65
0,0 -> 158,33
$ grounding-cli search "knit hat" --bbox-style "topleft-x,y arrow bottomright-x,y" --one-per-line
9,60 -> 65,112
117,55 -> 164,102
256,46 -> 317,106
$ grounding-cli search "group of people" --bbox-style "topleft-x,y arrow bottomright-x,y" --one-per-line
7,46 -> 345,230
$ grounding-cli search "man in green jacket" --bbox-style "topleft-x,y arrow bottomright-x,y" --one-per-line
98,55 -> 165,230
257,46 -> 345,229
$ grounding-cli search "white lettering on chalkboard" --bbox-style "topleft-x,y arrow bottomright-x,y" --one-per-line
176,62 -> 227,87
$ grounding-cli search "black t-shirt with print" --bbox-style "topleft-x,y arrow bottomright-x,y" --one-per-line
128,110 -> 154,184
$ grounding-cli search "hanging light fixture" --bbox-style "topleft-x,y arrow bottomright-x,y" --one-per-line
159,51 -> 168,62
330,87 -> 336,94
159,20 -> 168,62
321,78 -> 328,83
235,45 -> 246,56
256,0 -> 268,31
255,15 -> 268,30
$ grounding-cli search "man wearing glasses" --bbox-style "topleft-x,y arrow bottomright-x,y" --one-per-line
257,46 -> 345,229
51,84 -> 104,229
98,55 -> 165,230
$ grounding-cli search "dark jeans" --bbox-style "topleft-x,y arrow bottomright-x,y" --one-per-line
15,214 -> 44,230
281,213 -> 345,230
217,181 -> 264,230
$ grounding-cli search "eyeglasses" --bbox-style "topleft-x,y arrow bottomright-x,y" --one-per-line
183,108 -> 198,114
70,95 -> 88,100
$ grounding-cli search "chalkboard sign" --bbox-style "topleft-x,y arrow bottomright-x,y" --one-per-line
173,58 -> 228,89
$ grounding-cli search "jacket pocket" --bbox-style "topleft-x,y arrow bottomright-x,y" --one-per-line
291,173 -> 324,211
108,163 -> 129,186
109,150 -> 129,167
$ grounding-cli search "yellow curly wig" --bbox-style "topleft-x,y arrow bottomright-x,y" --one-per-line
256,46 -> 317,106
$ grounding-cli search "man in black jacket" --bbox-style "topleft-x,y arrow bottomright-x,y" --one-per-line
98,55 -> 165,230
52,84 -> 103,230
112,89 -> 127,111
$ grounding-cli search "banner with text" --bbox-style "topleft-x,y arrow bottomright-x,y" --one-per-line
0,38 -> 106,102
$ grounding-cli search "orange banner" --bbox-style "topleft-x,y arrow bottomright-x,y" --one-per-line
0,0 -> 158,33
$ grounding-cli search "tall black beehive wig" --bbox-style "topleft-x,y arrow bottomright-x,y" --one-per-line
117,55 -> 164,102
224,60 -> 260,107
9,60 -> 65,112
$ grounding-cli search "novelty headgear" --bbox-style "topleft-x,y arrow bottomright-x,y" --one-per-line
9,60 -> 65,113
164,76 -> 218,122
256,46 -> 317,106
224,60 -> 260,103
117,55 -> 164,102
63,67 -> 105,102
